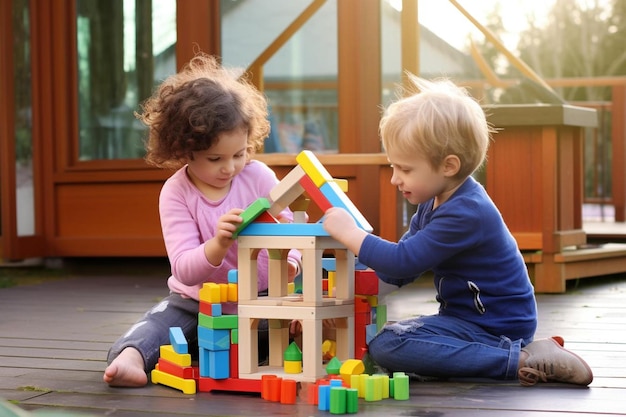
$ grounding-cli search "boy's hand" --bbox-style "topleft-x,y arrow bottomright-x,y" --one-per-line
323,207 -> 356,240
323,207 -> 367,255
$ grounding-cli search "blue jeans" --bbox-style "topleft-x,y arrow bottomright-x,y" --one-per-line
107,292 -> 268,373
368,314 -> 530,380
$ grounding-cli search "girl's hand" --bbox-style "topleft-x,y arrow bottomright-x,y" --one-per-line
215,208 -> 244,247
287,260 -> 300,282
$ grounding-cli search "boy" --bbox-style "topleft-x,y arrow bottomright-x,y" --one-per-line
322,75 -> 593,386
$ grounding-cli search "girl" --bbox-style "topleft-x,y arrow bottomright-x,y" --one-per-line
104,54 -> 301,387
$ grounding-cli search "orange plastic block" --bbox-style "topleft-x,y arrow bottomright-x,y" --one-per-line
280,379 -> 297,404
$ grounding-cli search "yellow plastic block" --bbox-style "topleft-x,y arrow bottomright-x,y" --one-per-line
332,178 -> 348,192
151,368 -> 196,394
322,339 -> 336,360
340,359 -> 365,385
227,283 -> 238,302
366,295 -> 378,307
199,282 -> 221,303
284,359 -> 303,374
328,271 -> 335,297
160,344 -> 191,367
296,150 -> 333,187
287,282 -> 295,295
219,283 -> 228,302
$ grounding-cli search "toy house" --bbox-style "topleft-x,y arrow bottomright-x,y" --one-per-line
235,150 -> 373,383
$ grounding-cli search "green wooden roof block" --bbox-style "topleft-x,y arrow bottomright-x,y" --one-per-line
232,197 -> 271,238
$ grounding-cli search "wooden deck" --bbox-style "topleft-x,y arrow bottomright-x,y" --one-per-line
1,258 -> 625,416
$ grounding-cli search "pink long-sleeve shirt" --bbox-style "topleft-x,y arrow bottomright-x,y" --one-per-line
160,160 -> 299,311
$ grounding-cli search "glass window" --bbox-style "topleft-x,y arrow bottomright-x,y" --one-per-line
221,0 -> 339,153
13,0 -> 34,236
75,0 -> 176,161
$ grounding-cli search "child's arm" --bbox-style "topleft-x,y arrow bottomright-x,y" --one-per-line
203,208 -> 243,266
323,207 -> 368,255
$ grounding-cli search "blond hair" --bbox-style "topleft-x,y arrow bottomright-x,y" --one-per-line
380,74 -> 493,179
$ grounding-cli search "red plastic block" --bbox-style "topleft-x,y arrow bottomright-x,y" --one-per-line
198,377 -> 262,393
299,174 -> 332,212
355,270 -> 379,295
157,358 -> 198,380
229,343 -> 239,378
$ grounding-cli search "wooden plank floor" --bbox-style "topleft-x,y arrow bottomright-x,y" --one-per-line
1,259 -> 625,416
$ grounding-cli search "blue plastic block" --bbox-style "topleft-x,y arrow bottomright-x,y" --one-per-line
320,181 -> 373,232
237,222 -> 330,236
227,269 -> 238,283
211,303 -> 222,317
198,347 -> 229,378
198,327 -> 230,351
318,384 -> 331,411
366,323 -> 378,344
169,327 -> 188,354
209,350 -> 230,379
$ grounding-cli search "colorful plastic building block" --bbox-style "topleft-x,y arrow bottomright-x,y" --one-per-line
169,326 -> 188,354
151,368 -> 196,394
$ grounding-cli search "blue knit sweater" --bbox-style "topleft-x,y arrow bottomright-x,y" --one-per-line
359,176 -> 537,340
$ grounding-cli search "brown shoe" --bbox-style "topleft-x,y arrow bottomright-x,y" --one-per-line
518,338 -> 593,386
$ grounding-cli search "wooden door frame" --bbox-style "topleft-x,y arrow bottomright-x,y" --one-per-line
0,0 -> 46,261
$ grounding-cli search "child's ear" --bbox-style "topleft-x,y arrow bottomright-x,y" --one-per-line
442,155 -> 461,177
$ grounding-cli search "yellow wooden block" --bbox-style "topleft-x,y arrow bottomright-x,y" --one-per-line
332,178 -> 348,192
296,150 -> 333,187
340,359 -> 365,385
151,368 -> 196,394
227,282 -> 238,302
159,344 -> 191,367
199,282 -> 221,303
268,165 -> 306,217
284,359 -> 302,374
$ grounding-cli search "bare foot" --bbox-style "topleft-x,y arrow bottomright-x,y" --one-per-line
103,347 -> 148,387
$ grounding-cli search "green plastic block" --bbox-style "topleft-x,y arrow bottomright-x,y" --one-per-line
233,197 -> 271,238
346,388 -> 359,413
198,313 -> 238,329
392,372 -> 409,400
329,386 -> 347,414
326,356 -> 342,375
284,341 -> 302,361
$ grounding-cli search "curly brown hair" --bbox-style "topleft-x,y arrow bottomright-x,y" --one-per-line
138,53 -> 270,169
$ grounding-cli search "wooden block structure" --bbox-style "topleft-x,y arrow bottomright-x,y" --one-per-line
152,150 -> 385,396
235,150 -> 373,383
